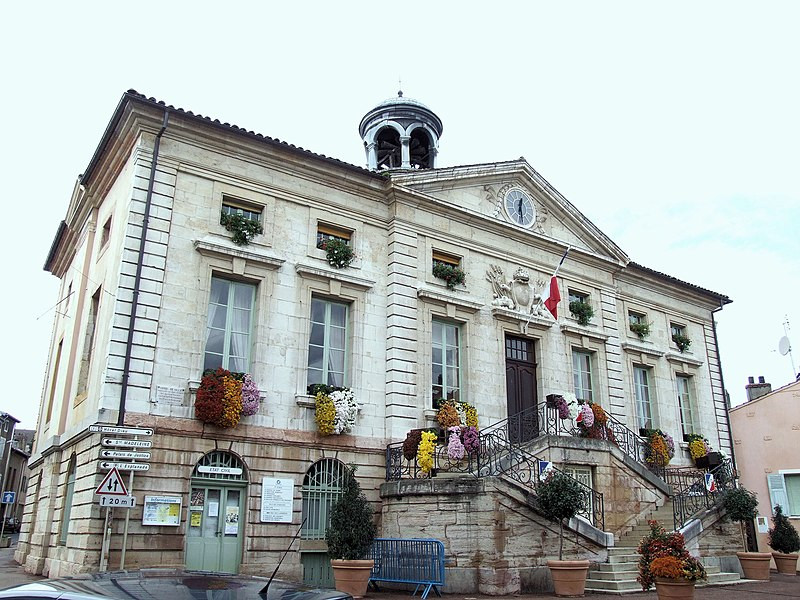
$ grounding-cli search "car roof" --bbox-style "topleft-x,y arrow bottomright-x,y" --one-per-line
0,571 -> 352,600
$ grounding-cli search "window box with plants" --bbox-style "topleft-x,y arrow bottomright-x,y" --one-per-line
432,261 -> 466,290
568,300 -> 594,326
319,237 -> 355,269
629,320 -> 651,339
195,368 -> 261,428
312,384 -> 359,435
672,332 -> 692,353
220,211 -> 263,246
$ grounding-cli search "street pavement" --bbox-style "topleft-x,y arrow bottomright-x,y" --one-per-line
0,537 -> 797,598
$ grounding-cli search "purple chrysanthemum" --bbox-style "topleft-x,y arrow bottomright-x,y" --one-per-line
241,374 -> 261,416
462,426 -> 479,454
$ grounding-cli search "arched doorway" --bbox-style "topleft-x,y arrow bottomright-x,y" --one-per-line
300,458 -> 347,587
185,451 -> 248,573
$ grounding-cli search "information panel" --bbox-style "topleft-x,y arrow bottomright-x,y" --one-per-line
142,495 -> 182,526
260,477 -> 294,523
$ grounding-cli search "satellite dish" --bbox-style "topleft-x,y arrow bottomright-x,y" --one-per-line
778,336 -> 791,356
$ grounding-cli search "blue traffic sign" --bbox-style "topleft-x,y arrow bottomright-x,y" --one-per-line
1,491 -> 15,504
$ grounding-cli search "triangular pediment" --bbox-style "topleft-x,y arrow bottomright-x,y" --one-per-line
389,159 -> 629,265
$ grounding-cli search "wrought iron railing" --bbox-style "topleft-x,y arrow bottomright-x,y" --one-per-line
669,457 -> 735,531
385,405 -> 605,530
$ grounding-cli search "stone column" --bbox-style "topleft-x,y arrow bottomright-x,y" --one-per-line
400,136 -> 411,169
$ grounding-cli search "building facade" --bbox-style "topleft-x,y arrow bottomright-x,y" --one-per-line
730,378 -> 800,560
17,91 -> 733,586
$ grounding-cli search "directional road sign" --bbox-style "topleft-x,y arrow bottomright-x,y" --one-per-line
95,467 -> 129,496
99,449 -> 151,460
100,462 -> 150,472
101,438 -> 152,448
99,495 -> 136,508
89,425 -> 153,436
1,491 -> 15,504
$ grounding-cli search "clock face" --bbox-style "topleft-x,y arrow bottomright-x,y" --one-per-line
504,188 -> 536,228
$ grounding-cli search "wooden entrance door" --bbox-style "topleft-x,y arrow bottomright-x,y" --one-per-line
505,336 -> 539,442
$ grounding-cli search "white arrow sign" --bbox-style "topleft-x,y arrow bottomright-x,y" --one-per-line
95,467 -> 129,496
102,438 -> 152,448
100,495 -> 136,508
100,462 -> 150,472
100,450 -> 151,460
89,425 -> 153,436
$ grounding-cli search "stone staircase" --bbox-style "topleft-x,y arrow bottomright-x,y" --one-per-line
585,500 -> 741,594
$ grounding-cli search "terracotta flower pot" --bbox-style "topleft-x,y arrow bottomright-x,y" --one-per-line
737,551 -> 772,580
330,559 -> 374,598
772,552 -> 798,575
547,559 -> 589,597
654,577 -> 696,600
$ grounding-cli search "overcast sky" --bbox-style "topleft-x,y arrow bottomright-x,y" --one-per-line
1,2 -> 797,430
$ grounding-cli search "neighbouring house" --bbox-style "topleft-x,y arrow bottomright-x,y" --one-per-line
730,377 -> 800,562
16,90 -> 742,593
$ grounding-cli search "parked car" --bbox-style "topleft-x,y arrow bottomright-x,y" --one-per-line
3,517 -> 20,533
0,570 -> 353,599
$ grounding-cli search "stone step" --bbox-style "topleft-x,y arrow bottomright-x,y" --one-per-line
608,553 -> 639,564
702,571 -> 740,585
608,546 -> 639,555
593,561 -> 638,573
584,578 -> 641,592
588,569 -> 639,581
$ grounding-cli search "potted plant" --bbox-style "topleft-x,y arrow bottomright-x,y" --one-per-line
220,211 -> 263,245
432,261 -> 466,290
322,238 -> 355,269
637,520 -> 706,599
536,471 -> 590,597
568,300 -> 594,326
768,505 -> 800,575
722,487 -> 772,579
629,321 -> 651,339
672,332 -> 692,353
686,434 -> 712,468
326,465 -> 378,598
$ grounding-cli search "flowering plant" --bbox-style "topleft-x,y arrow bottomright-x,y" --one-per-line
545,394 -> 578,420
462,426 -> 479,454
195,368 -> 259,428
686,433 -> 711,460
320,238 -> 355,269
403,429 -> 423,460
576,400 -> 616,442
637,520 -> 706,590
447,426 -> 466,460
417,430 -> 437,474
315,388 -> 358,435
436,399 -> 478,429
643,429 -> 675,467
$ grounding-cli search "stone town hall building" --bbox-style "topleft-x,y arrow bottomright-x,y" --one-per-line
17,90 -> 740,593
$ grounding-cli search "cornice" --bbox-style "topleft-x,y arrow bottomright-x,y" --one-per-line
295,263 -> 376,291
416,287 -> 484,313
193,237 -> 285,270
620,340 -> 665,359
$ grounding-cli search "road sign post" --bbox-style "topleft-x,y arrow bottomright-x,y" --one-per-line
1,491 -> 15,504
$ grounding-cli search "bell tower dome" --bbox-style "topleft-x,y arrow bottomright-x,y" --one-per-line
358,91 -> 444,171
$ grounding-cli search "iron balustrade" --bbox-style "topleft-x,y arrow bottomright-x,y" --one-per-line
669,457 -> 735,531
385,405 -> 605,530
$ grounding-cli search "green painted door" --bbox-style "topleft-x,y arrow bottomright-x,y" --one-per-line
185,486 -> 244,573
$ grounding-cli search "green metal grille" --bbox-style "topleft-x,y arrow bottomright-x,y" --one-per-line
301,458 -> 346,540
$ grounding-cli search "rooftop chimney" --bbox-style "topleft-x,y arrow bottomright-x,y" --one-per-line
745,375 -> 772,402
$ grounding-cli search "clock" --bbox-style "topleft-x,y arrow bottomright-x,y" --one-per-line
503,188 -> 536,228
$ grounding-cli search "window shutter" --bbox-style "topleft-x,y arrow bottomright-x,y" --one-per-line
767,474 -> 789,515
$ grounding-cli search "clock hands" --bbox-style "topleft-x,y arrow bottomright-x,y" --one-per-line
518,198 -> 523,222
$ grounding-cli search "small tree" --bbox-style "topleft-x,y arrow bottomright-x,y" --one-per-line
537,471 -> 587,560
326,466 -> 377,560
768,505 -> 800,555
722,486 -> 759,551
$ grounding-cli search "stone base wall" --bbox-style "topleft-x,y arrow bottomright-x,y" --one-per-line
379,476 -> 607,595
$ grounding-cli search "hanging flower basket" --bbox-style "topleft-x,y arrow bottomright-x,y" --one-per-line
315,387 -> 358,435
195,368 -> 261,428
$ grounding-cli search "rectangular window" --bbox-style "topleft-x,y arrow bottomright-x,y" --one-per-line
634,366 -> 654,430
221,199 -> 262,224
670,323 -> 686,338
432,320 -> 461,406
432,250 -> 460,268
569,290 -> 588,305
768,473 -> 800,517
677,375 -> 698,436
204,277 -> 256,372
306,298 -> 349,389
77,288 -> 101,395
100,216 -> 112,248
316,223 -> 352,249
572,350 -> 593,403
563,465 -> 594,525
629,311 -> 646,326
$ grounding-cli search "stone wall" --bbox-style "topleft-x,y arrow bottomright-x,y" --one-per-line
379,476 -> 607,595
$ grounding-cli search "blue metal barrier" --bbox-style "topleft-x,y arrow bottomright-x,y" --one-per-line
368,538 -> 445,599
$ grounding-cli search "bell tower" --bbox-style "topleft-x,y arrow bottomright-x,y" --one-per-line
358,91 -> 444,171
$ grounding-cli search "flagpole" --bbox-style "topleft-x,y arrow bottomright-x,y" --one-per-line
524,245 -> 571,331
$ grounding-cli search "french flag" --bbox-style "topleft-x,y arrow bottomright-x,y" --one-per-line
540,247 -> 570,320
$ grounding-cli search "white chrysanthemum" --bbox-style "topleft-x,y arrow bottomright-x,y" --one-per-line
330,389 -> 358,434
454,402 -> 467,427
563,392 -> 579,420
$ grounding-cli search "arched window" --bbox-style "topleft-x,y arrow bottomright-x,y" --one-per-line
301,458 -> 347,540
409,129 -> 433,169
60,454 -> 76,545
191,451 -> 248,484
376,128 -> 402,169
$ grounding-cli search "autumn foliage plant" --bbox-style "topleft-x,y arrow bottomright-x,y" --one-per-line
637,520 -> 706,590
195,368 -> 260,428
